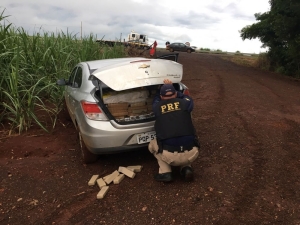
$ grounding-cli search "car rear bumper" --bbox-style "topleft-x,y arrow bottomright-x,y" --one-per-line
87,143 -> 149,154
79,118 -> 155,154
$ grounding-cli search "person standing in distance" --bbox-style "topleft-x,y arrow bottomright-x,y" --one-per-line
148,79 -> 200,182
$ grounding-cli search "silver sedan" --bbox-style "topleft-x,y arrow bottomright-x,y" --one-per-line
57,54 -> 190,163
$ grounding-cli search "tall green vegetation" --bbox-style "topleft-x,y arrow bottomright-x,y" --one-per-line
0,9 -> 126,134
240,0 -> 300,77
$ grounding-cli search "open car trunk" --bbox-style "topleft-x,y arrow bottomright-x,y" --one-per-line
91,56 -> 183,123
94,83 -> 183,123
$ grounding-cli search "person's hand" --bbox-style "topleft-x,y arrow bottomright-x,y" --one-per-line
163,79 -> 173,84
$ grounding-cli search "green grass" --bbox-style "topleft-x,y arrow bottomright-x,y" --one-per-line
220,54 -> 259,67
0,9 -> 126,134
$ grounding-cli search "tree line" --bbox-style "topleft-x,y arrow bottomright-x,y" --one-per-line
240,0 -> 300,77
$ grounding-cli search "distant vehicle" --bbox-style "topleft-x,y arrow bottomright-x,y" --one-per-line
96,30 -> 149,49
168,42 -> 196,53
127,31 -> 148,45
56,53 -> 190,164
125,39 -> 149,49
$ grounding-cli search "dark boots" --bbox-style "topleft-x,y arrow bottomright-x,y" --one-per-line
180,166 -> 194,182
154,166 -> 194,182
154,172 -> 173,182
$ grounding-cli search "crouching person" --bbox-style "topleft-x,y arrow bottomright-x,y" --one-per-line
148,79 -> 200,182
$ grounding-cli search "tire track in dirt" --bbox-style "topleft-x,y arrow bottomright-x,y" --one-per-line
228,111 -> 268,220
180,53 -> 298,223
209,56 -> 284,222
201,57 -> 269,221
207,55 -> 300,223
274,119 -> 300,221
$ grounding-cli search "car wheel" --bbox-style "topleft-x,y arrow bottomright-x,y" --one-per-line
78,130 -> 99,164
169,48 -> 174,52
187,49 -> 191,53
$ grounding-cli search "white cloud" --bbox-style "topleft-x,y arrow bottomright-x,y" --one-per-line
1,0 -> 270,53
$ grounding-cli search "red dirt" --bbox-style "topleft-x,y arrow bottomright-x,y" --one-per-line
1,51 -> 300,225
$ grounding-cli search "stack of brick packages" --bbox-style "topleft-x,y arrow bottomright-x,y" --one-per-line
88,165 -> 143,199
146,98 -> 153,112
128,101 -> 148,116
107,102 -> 129,118
106,91 -> 156,119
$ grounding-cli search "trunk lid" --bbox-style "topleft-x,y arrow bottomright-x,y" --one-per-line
90,58 -> 182,91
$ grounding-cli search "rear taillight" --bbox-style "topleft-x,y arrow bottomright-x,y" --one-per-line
183,89 -> 190,96
81,101 -> 108,121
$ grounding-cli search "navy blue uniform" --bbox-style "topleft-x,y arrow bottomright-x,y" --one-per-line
152,91 -> 195,146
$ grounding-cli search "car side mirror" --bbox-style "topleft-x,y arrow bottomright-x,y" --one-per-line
57,78 -> 67,86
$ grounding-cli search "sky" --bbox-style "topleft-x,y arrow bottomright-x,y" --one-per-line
1,0 -> 270,54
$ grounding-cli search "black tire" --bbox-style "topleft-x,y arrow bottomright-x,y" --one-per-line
187,49 -> 191,53
78,131 -> 99,164
169,48 -> 174,52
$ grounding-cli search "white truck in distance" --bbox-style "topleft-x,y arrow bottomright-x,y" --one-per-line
97,30 -> 150,49
127,30 -> 149,46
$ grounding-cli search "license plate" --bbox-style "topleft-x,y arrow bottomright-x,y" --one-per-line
137,131 -> 156,144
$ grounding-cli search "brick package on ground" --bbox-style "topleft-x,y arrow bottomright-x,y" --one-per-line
97,186 -> 109,199
96,178 -> 106,189
127,165 -> 143,172
88,175 -> 99,186
91,165 -> 142,199
113,174 -> 125,184
118,166 -> 136,178
104,170 -> 120,184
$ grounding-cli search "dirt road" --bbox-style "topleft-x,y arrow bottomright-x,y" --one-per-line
1,52 -> 300,225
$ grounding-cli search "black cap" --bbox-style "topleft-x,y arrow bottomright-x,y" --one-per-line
160,84 -> 176,97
